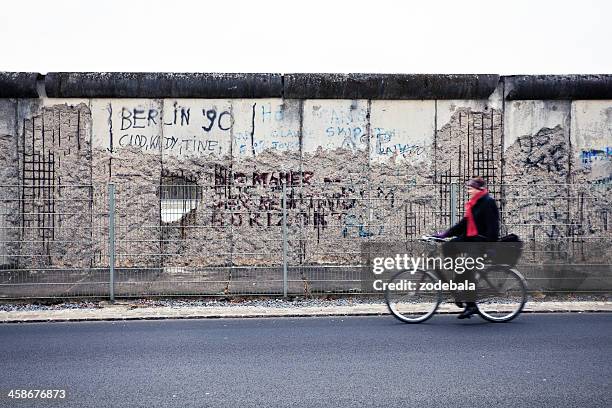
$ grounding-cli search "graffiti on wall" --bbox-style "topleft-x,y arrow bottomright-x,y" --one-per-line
581,147 -> 612,166
373,127 -> 425,158
234,102 -> 300,156
303,102 -> 369,152
7,99 -> 612,274
324,108 -> 368,151
112,102 -> 233,156
159,164 -> 410,241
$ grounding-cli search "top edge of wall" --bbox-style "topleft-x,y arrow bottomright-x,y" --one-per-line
504,74 -> 612,100
283,73 -> 500,99
45,72 -> 284,99
0,72 -> 40,98
1,72 -> 612,100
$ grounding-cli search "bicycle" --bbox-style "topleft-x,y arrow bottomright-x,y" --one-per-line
384,235 -> 528,323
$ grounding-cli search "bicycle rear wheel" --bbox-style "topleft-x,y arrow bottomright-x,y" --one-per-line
475,267 -> 527,322
385,269 -> 442,323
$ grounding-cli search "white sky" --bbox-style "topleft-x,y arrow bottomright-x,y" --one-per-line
1,0 -> 610,74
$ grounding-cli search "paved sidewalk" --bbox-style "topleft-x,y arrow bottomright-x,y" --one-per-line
1,301 -> 610,323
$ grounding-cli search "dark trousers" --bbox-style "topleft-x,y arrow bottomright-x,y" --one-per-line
441,236 -> 487,305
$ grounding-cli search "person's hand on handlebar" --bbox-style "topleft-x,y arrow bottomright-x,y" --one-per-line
432,230 -> 449,239
421,234 -> 452,242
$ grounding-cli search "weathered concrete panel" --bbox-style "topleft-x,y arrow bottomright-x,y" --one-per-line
503,100 -> 571,240
367,100 -> 436,245
571,100 -> 612,184
569,100 -> 612,247
232,98 -> 300,158
436,100 -> 503,184
91,99 -> 162,268
504,100 -> 570,151
301,100 -> 369,267
161,99 -> 232,158
230,98 -> 302,268
428,100 -> 504,245
159,99 -> 231,275
157,99 -> 300,290
302,99 -> 368,154
0,99 -> 19,267
14,99 -> 93,268
370,100 -> 434,167
0,99 -> 18,183
91,98 -> 162,158
503,100 -> 570,185
228,99 -> 301,293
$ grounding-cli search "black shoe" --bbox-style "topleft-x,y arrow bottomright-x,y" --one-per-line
454,301 -> 464,308
457,306 -> 478,319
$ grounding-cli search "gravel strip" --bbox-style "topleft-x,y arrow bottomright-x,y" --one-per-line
1,294 -> 610,313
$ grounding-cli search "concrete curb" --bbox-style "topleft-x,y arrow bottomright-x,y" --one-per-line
0,301 -> 610,323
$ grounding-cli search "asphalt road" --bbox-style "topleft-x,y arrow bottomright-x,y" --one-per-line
1,314 -> 611,408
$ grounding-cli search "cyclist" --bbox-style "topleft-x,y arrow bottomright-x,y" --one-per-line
434,177 -> 500,319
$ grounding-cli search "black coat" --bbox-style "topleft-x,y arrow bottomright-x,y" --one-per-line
447,193 -> 499,241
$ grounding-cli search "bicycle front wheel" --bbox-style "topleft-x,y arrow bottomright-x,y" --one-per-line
475,267 -> 527,322
385,269 -> 442,324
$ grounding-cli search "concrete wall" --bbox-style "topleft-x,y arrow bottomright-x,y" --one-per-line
0,74 -> 611,274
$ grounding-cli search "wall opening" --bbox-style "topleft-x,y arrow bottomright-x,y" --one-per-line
159,176 -> 202,224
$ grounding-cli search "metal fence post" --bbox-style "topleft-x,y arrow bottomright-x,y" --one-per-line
450,183 -> 458,225
108,183 -> 115,302
282,182 -> 288,297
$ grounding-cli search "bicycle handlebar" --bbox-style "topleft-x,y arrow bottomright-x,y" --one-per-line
420,235 -> 453,243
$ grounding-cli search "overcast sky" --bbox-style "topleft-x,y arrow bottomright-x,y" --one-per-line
1,0 -> 610,74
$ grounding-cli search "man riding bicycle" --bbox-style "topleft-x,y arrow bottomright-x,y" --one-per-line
434,177 -> 500,319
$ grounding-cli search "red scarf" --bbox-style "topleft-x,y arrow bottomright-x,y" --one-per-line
465,189 -> 488,237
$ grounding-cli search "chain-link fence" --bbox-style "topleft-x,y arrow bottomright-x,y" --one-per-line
1,182 -> 611,299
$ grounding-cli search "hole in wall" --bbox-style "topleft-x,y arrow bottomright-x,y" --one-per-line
159,175 -> 201,223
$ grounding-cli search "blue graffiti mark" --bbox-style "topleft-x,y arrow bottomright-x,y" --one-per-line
341,214 -> 375,238
329,109 -> 367,125
374,128 -> 394,142
326,126 -> 363,138
239,139 -> 299,154
379,143 -> 425,157
271,140 -> 299,150
581,147 -> 612,165
593,176 -> 612,185
358,226 -> 374,237
269,129 -> 299,139
260,104 -> 285,122
239,141 -> 264,154
373,128 -> 425,158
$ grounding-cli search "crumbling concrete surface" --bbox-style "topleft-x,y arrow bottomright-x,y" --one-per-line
0,91 -> 610,298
